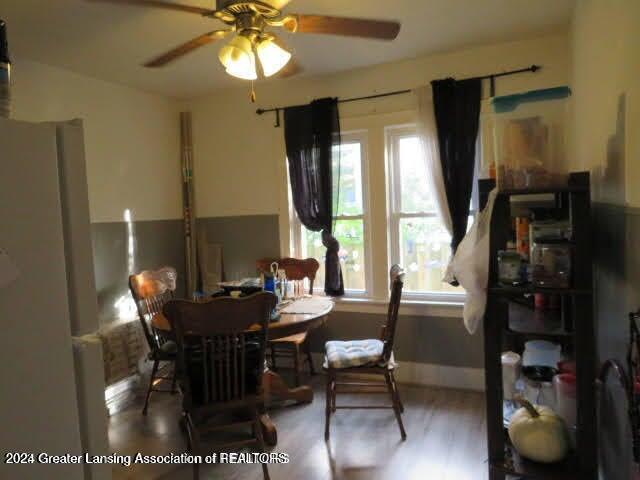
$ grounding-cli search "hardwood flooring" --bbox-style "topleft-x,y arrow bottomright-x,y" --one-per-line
109,376 -> 488,480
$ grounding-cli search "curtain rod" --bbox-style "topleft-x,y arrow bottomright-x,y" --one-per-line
256,64 -> 541,127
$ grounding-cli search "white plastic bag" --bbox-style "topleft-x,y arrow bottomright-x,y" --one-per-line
449,188 -> 498,334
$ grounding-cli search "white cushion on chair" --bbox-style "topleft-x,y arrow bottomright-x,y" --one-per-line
324,339 -> 386,369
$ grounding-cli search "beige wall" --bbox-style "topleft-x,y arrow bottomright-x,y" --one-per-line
10,59 -> 182,223
185,32 -> 569,215
185,33 -> 570,277
569,0 -> 640,207
569,3 -> 640,477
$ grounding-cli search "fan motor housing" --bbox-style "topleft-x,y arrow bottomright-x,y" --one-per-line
216,1 -> 281,17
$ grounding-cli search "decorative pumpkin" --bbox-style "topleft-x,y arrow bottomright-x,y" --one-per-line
508,398 -> 569,463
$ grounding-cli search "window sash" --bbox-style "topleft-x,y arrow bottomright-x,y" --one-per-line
289,130 -> 371,296
386,126 -> 465,300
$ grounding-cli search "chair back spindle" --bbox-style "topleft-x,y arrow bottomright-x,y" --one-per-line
381,264 -> 404,363
256,257 -> 320,294
163,292 -> 277,410
129,267 -> 177,352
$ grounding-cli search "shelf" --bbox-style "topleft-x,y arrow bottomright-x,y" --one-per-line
506,302 -> 572,340
482,171 -> 597,479
489,285 -> 591,295
497,185 -> 589,196
491,444 -> 580,480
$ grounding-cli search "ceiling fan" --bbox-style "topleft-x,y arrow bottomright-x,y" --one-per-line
86,0 -> 401,80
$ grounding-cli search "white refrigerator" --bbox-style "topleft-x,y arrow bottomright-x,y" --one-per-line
0,118 -> 110,479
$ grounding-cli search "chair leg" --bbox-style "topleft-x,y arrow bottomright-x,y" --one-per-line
325,372 -> 334,441
142,359 -> 159,415
331,378 -> 337,413
293,345 -> 302,387
304,341 -> 316,376
269,346 -> 277,371
253,408 -> 271,480
389,371 -> 404,413
183,413 -> 199,480
385,372 -> 407,440
170,363 -> 178,394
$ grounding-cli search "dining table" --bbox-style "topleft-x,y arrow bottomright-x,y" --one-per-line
151,295 -> 334,446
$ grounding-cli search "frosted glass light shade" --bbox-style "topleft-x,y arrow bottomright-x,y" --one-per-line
218,35 -> 257,80
256,38 -> 291,77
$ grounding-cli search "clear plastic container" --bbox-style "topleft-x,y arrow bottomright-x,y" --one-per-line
490,97 -> 569,190
531,241 -> 572,288
498,250 -> 522,285
554,373 -> 576,427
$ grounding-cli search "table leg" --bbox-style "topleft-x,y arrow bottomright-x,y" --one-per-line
263,369 -> 314,404
258,369 -> 314,446
259,413 -> 277,446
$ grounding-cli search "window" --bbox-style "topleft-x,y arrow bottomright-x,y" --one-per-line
289,131 -> 370,294
287,120 -> 475,305
387,126 -> 469,300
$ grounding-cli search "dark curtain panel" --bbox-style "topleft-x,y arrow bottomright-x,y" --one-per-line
431,77 -> 482,253
284,97 -> 344,296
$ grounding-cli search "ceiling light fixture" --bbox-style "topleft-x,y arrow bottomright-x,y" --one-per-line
256,36 -> 291,77
218,33 -> 257,80
218,31 -> 291,80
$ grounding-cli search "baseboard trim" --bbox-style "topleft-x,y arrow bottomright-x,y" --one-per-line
311,353 -> 485,392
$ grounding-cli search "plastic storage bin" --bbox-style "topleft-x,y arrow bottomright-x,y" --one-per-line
490,96 -> 569,190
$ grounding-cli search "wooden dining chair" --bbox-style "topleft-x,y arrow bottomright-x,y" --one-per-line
128,266 -> 179,415
256,257 -> 320,386
163,292 -> 277,480
323,265 -> 406,441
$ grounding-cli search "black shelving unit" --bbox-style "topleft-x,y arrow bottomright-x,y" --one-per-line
479,172 -> 597,480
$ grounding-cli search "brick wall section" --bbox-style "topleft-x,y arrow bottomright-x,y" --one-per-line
99,320 -> 146,386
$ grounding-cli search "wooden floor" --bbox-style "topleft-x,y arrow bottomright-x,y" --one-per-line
109,376 -> 488,480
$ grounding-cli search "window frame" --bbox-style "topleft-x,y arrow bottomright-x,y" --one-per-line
289,129 -> 373,297
385,124 -> 468,303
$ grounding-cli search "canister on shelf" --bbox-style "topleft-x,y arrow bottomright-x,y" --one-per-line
554,373 -> 576,427
531,240 -> 572,288
498,250 -> 523,285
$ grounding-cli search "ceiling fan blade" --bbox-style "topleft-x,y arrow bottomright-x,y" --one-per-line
290,14 -> 400,40
145,30 -> 229,67
85,0 -> 215,15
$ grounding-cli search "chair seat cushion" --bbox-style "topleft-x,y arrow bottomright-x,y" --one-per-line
323,339 -> 390,369
160,340 -> 178,355
150,340 -> 177,360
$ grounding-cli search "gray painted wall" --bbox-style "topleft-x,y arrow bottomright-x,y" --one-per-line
196,214 -> 482,369
91,219 -> 185,325
197,215 -> 281,281
593,203 -> 640,479
307,311 -> 484,368
88,213 -> 483,368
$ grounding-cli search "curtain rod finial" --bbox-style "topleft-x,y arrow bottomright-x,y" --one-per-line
531,65 -> 541,72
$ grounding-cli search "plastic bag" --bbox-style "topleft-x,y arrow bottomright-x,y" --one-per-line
131,266 -> 177,298
449,189 -> 498,334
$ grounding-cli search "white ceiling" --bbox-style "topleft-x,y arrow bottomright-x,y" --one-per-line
1,0 -> 574,99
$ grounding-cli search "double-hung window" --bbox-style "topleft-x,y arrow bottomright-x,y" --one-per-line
289,130 -> 370,295
386,125 -> 468,301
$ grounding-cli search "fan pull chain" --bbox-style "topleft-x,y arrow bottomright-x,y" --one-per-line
250,81 -> 256,103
